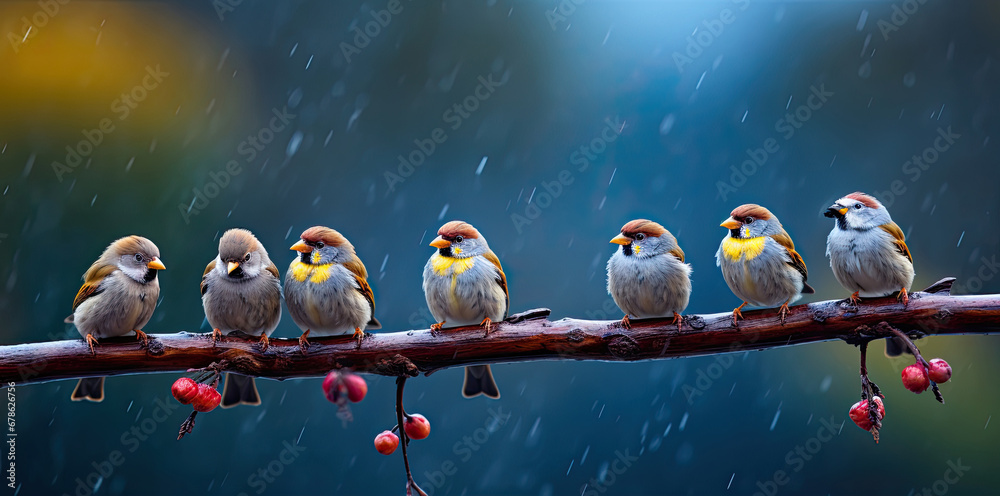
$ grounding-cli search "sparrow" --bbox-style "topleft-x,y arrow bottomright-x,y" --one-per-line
716,204 -> 815,325
67,235 -> 165,402
423,221 -> 505,399
607,219 -> 692,331
824,192 -> 915,356
201,228 -> 282,408
284,226 -> 381,351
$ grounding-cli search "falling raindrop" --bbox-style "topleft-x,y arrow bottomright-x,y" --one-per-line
902,72 -> 916,87
659,114 -> 676,135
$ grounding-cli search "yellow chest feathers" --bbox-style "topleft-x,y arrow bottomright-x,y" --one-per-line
721,236 -> 767,262
430,253 -> 475,276
290,260 -> 334,283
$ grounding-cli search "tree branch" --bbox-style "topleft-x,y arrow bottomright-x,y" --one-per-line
3,277 -> 998,385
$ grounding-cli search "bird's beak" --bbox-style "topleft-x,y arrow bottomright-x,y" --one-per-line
824,206 -> 849,218
610,234 -> 630,245
227,261 -> 240,274
147,257 -> 166,270
290,240 -> 312,253
429,236 -> 451,249
720,217 -> 741,229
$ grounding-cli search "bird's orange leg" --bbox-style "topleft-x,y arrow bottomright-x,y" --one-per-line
430,320 -> 445,332
849,291 -> 861,306
898,287 -> 909,306
732,302 -> 747,327
257,333 -> 270,352
85,333 -> 99,356
671,312 -> 683,332
353,327 -> 364,348
778,299 -> 793,325
298,329 -> 311,353
619,314 -> 631,329
211,328 -> 222,345
480,317 -> 494,336
133,329 -> 150,348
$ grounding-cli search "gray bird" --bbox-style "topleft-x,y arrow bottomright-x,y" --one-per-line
284,226 -> 381,351
824,192 -> 915,356
607,219 -> 692,331
716,204 -> 815,325
423,220 -> 505,399
201,228 -> 282,408
67,235 -> 165,402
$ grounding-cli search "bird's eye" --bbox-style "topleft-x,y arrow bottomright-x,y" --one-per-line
316,242 -> 324,248
244,253 -> 251,262
635,233 -> 646,241
855,203 -> 863,209
745,217 -> 754,224
134,254 -> 143,262
454,235 -> 463,243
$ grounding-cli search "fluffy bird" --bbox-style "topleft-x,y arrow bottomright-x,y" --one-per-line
67,235 -> 165,402
607,219 -> 692,331
284,226 -> 381,350
824,192 -> 915,356
201,228 -> 282,407
423,220 -> 506,399
716,204 -> 815,325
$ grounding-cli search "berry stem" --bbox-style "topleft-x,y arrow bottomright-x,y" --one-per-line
858,341 -> 882,442
395,376 -> 427,496
177,411 -> 198,440
884,324 -> 944,404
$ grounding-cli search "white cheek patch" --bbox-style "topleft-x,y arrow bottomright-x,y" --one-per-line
118,263 -> 146,282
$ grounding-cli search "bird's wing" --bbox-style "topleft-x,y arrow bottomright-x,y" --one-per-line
342,258 -> 376,322
265,260 -> 281,280
878,221 -> 913,263
668,245 -> 685,263
200,260 -> 215,295
72,264 -> 116,310
481,250 -> 509,318
770,231 -> 809,282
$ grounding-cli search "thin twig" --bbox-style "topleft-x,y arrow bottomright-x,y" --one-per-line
395,377 -> 427,496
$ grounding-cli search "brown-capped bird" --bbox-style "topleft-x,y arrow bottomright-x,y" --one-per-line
67,235 -> 165,402
284,226 -> 381,350
201,228 -> 281,407
422,221 -> 505,399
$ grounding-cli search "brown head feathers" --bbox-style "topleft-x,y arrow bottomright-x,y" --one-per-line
438,220 -> 481,240
105,235 -> 160,260
300,226 -> 349,247
219,228 -> 262,259
620,219 -> 667,238
845,192 -> 881,209
730,204 -> 774,221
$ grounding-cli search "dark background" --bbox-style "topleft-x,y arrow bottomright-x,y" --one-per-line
1,0 -> 999,494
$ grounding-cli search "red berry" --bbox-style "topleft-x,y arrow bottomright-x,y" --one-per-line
343,374 -> 368,403
404,414 -> 431,440
192,383 -> 222,412
849,397 -> 885,431
374,430 -> 399,455
171,377 -> 199,405
901,363 -> 930,393
322,371 -> 347,403
928,358 -> 952,384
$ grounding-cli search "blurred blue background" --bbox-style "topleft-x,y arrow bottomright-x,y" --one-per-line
1,0 -> 999,494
